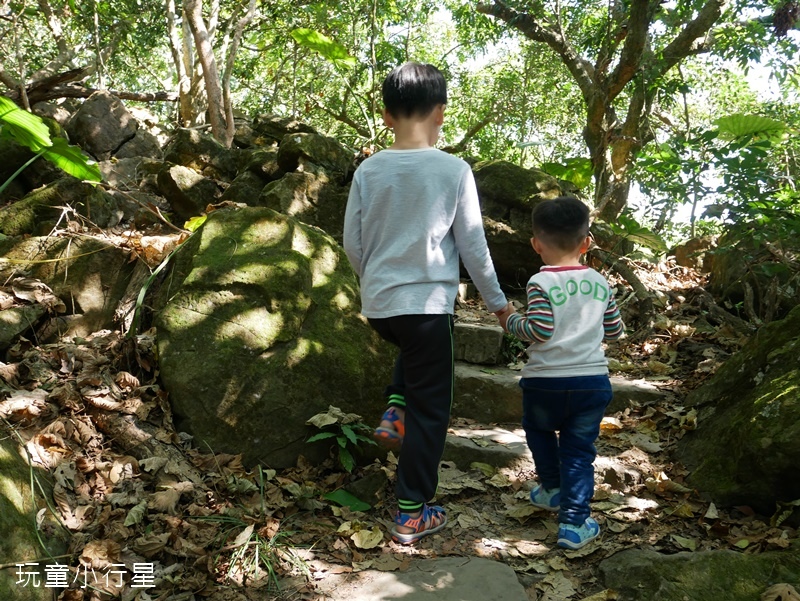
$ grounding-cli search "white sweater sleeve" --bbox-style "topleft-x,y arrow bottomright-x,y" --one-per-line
343,175 -> 363,277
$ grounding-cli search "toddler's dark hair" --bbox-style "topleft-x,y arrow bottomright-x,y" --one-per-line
382,62 -> 447,118
532,197 -> 590,251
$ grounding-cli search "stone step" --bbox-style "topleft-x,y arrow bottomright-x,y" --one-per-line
453,321 -> 505,365
453,362 -> 667,423
313,556 -> 528,601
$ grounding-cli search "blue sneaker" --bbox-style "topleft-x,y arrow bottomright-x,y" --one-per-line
557,517 -> 600,549
529,485 -> 560,511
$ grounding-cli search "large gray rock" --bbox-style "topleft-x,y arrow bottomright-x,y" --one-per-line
600,548 -> 800,601
0,305 -> 47,350
277,132 -> 354,178
154,206 -> 394,468
472,160 -> 562,287
259,172 -> 350,241
0,236 -> 135,338
156,164 -> 221,221
65,90 -> 138,160
163,128 -> 238,180
0,434 -> 67,601
678,303 -> 800,512
252,114 -> 317,145
0,178 -> 122,236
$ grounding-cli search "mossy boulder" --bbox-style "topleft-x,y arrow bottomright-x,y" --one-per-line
277,133 -> 354,179
677,303 -> 800,512
472,161 -> 562,287
259,172 -> 350,242
0,178 -> 122,236
600,548 -> 800,601
154,206 -> 394,468
252,114 -> 317,145
0,434 -> 67,601
0,236 -> 135,338
163,128 -> 238,180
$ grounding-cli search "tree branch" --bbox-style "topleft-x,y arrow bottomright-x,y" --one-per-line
607,0 -> 657,99
441,110 -> 497,154
476,0 -> 595,100
655,0 -> 727,78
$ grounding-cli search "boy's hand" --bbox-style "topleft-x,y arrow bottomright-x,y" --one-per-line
493,302 -> 515,331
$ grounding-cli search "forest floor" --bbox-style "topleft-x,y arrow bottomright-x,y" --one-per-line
1,252 -> 794,601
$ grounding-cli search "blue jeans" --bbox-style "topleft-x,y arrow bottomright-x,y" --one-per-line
520,375 -> 612,525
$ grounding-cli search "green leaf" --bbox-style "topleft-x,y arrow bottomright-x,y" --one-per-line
542,157 -> 593,189
338,447 -> 355,472
306,431 -> 337,442
340,424 -> 358,446
42,138 -> 102,181
603,215 -> 668,253
323,489 -> 371,511
184,214 -> 208,232
714,113 -> 785,142
290,28 -> 357,68
0,96 -> 53,151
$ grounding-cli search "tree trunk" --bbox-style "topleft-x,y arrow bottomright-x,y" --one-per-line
183,0 -> 231,147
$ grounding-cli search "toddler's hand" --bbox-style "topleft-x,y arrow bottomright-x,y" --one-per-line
493,302 -> 515,331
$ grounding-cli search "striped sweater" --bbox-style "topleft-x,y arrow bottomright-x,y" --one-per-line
506,265 -> 623,378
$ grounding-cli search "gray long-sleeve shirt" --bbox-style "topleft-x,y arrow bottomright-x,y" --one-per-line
343,148 -> 506,318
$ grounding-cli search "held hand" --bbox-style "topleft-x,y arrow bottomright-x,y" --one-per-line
493,302 -> 515,331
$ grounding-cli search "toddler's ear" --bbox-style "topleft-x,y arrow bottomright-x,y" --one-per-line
382,108 -> 394,129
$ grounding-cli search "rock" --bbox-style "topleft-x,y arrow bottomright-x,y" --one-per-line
0,434 -> 67,601
0,305 -> 47,350
32,101 -> 72,126
443,426 -> 531,470
472,160 -> 566,287
677,303 -> 800,512
156,164 -> 221,221
314,557 -> 528,601
240,146 -> 284,182
259,172 -> 350,240
163,128 -> 238,180
115,128 -> 163,159
710,231 -> 799,321
277,132 -> 354,178
65,90 -> 138,160
252,114 -> 317,145
599,548 -> 800,601
473,160 -> 562,231
454,322 -> 504,365
672,236 -> 716,273
154,206 -> 394,468
219,170 -> 269,204
453,363 -> 522,423
453,364 -> 668,424
0,177 -> 122,236
0,236 -> 135,337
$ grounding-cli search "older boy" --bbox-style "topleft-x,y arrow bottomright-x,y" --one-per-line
498,197 -> 624,550
343,62 -> 513,544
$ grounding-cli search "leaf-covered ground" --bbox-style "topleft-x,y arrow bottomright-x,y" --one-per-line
1,252 -> 797,601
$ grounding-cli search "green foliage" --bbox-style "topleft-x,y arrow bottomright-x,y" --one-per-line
0,96 -> 102,188
542,157 -> 594,189
306,407 -> 376,473
323,489 -> 371,511
290,28 -> 357,68
602,214 -> 668,255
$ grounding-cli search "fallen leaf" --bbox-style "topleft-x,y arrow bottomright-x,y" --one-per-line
351,527 -> 383,549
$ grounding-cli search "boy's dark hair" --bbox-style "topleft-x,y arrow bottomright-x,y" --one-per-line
532,196 -> 591,251
382,62 -> 447,118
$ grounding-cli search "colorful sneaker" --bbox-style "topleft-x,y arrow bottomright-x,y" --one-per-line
557,517 -> 600,550
391,504 -> 447,545
530,485 -> 560,511
373,406 -> 405,451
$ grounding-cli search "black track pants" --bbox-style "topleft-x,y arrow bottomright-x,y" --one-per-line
369,314 -> 454,511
